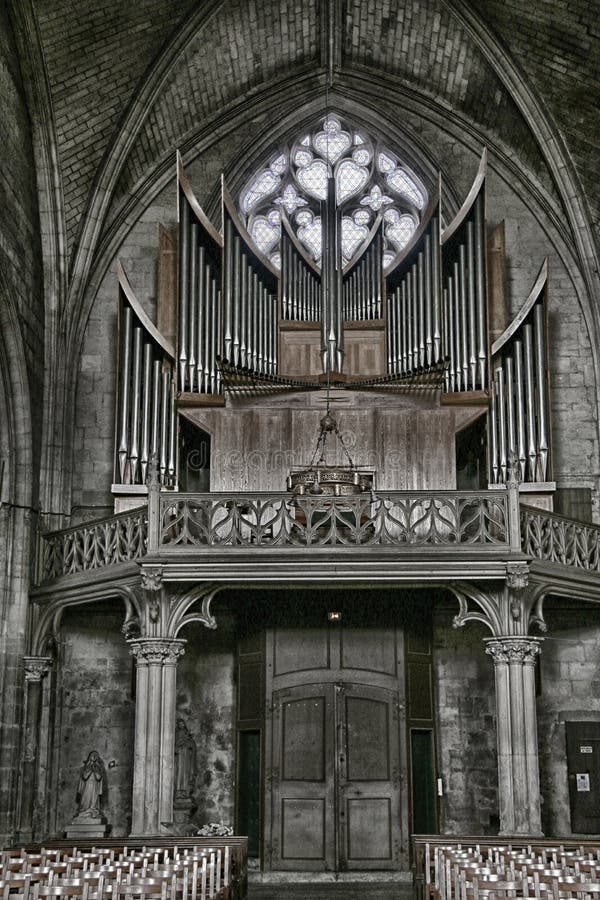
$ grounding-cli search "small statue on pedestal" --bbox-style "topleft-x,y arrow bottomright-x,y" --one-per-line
76,750 -> 105,818
66,750 -> 109,838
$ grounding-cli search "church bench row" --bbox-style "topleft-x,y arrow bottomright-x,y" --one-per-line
2,843 -> 247,900
413,837 -> 600,900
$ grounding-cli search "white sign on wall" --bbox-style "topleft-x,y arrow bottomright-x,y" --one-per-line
576,773 -> 591,792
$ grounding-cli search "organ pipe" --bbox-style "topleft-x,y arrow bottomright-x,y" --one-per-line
490,258 -> 551,485
441,151 -> 489,392
178,156 -> 223,395
343,216 -> 384,324
115,263 -> 177,488
384,186 -> 442,379
222,182 -> 279,377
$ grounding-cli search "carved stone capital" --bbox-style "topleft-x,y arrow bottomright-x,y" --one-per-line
141,565 -> 163,592
128,638 -> 186,666
506,562 -> 529,590
485,637 -> 542,665
24,656 -> 53,683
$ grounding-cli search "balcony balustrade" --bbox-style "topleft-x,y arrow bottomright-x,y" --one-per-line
35,484 -> 600,590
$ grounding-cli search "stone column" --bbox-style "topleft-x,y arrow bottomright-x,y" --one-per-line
128,638 -> 185,836
17,656 -> 53,840
485,636 -> 542,835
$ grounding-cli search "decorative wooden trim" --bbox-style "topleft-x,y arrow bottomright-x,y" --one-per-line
176,151 -> 223,246
117,262 -> 175,359
491,258 -> 548,356
441,148 -> 487,246
176,392 -> 226,408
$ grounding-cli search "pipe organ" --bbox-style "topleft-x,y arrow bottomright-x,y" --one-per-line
112,148 -> 552,494
441,153 -> 488,393
222,185 -> 279,377
178,160 -> 223,394
344,218 -> 384,322
114,263 -> 177,487
281,215 -> 322,322
489,259 -> 551,485
385,193 -> 442,376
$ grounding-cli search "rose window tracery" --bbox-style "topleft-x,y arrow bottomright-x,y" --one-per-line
239,113 -> 426,270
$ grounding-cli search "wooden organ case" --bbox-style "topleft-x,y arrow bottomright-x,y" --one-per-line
111,149 -> 554,506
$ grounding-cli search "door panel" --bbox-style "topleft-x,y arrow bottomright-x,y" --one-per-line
339,684 -> 401,870
341,629 -> 397,676
345,695 -> 390,781
281,799 -> 326,859
271,684 -> 336,870
282,696 -> 326,782
346,798 -> 392,860
274,629 -> 329,675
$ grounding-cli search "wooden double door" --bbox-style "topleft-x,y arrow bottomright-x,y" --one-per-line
264,627 -> 405,872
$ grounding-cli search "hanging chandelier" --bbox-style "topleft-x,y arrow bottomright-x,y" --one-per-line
287,400 -> 374,497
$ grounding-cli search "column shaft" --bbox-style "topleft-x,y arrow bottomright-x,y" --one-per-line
129,639 -> 185,836
485,637 -> 542,836
18,657 -> 53,841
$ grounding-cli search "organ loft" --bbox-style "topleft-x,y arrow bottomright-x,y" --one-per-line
1,0 -> 600,893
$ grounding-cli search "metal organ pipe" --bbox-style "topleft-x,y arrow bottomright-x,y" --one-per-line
459,246 -> 469,390
489,261 -> 551,486
523,322 -> 538,480
223,218 -> 233,362
424,235 -> 432,366
466,221 -> 477,390
117,305 -> 132,482
140,342 -> 153,484
187,222 -> 198,392
534,303 -> 549,481
453,263 -> 462,390
232,235 -> 241,366
240,252 -> 248,368
115,267 -> 177,489
129,326 -> 143,483
496,366 -> 507,482
474,193 -> 487,388
514,339 -> 527,481
196,244 -> 210,392
178,199 -> 190,389
431,217 -> 441,364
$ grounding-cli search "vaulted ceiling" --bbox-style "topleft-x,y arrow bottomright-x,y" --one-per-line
30,0 -> 598,280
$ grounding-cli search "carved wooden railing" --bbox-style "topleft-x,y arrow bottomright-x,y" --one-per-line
521,505 -> 600,572
158,491 -> 509,549
38,507 -> 148,583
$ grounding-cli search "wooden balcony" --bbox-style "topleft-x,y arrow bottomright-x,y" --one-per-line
33,483 -> 600,602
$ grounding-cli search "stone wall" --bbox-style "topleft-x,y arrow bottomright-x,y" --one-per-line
52,604 -> 134,837
433,606 -> 499,834
176,618 -> 236,830
0,3 -> 43,844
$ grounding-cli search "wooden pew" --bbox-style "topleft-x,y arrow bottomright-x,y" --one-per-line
12,839 -> 248,900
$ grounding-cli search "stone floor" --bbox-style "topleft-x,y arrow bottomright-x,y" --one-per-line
248,884 -> 415,900
247,873 -> 416,900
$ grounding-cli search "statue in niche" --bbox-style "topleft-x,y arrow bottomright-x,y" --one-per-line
174,719 -> 196,800
75,750 -> 106,819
